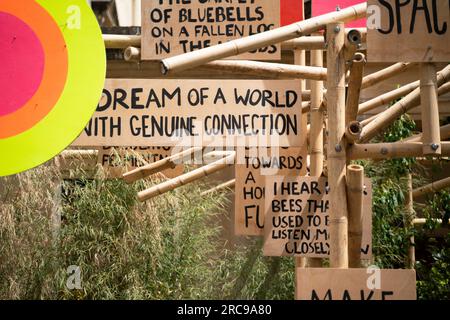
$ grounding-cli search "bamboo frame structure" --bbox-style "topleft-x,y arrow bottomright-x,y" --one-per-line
405,174 -> 415,269
359,65 -> 450,142
282,36 -> 325,51
344,29 -> 364,61
123,147 -> 203,184
346,53 -> 366,125
420,63 -> 441,155
200,179 -> 236,196
327,22 -> 348,268
358,80 -> 420,115
347,164 -> 364,268
347,142 -> 450,160
160,3 -> 367,74
138,152 -> 235,202
412,177 -> 450,198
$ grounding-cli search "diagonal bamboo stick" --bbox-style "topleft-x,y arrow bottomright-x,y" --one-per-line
200,179 -> 236,196
403,124 -> 450,142
123,147 -> 203,184
358,80 -> 420,115
138,152 -> 235,202
346,53 -> 366,125
347,142 -> 450,160
160,3 -> 367,74
361,62 -> 415,90
359,65 -> 450,142
412,177 -> 450,198
420,63 -> 441,155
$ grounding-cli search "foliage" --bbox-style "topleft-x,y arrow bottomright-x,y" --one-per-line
0,162 -> 293,300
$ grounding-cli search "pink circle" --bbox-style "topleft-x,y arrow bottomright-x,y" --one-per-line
0,12 -> 45,116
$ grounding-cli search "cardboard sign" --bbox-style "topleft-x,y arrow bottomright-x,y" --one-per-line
141,0 -> 280,60
235,147 -> 307,236
367,0 -> 450,62
263,176 -> 372,259
296,268 -> 417,300
73,79 -> 305,147
97,146 -> 183,178
313,0 -> 366,28
281,0 -> 304,26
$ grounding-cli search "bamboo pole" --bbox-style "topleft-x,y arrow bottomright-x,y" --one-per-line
412,177 -> 450,198
104,29 -> 366,51
160,3 -> 367,74
348,142 -> 450,160
403,124 -> 450,142
123,147 -> 202,184
347,164 -> 364,268
124,46 -> 140,62
359,65 -> 450,142
358,80 -> 420,115
282,36 -> 325,51
345,121 -> 363,143
327,22 -> 348,268
103,34 -> 140,48
361,62 -> 414,90
308,44 -> 325,269
200,60 -> 327,81
344,29 -> 363,61
346,53 -> 366,125
360,114 -> 377,126
405,173 -> 415,269
420,63 -> 441,155
200,179 -> 236,196
294,49 -> 308,269
138,152 -> 235,202
310,48 -> 325,178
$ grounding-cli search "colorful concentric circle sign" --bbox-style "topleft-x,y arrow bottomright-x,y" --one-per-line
0,0 -> 106,176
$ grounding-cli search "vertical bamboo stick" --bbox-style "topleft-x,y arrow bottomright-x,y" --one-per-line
294,49 -> 308,269
308,45 -> 325,269
420,63 -> 441,155
346,53 -> 366,125
327,22 -> 349,268
347,165 -> 364,268
406,173 -> 415,269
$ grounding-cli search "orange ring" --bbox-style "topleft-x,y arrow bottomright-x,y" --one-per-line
0,0 -> 68,138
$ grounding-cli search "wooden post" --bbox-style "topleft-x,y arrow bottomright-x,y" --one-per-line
347,164 -> 364,268
327,22 -> 348,268
420,63 -> 441,155
406,173 -> 415,269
